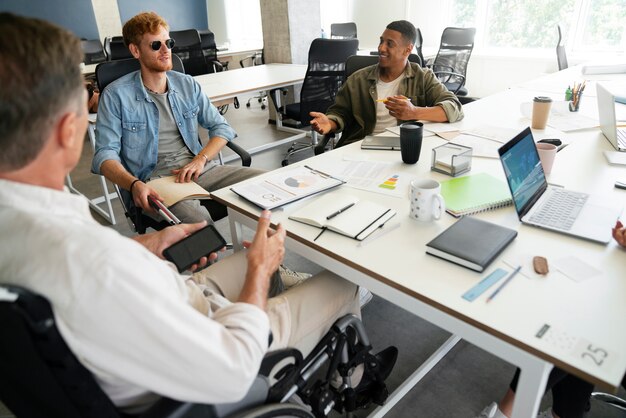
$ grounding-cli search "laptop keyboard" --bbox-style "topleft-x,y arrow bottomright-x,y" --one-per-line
617,129 -> 626,147
529,189 -> 588,231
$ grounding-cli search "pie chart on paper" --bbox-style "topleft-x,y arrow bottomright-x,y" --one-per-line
284,175 -> 318,188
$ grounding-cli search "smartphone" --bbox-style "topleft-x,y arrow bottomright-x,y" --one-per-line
163,225 -> 226,272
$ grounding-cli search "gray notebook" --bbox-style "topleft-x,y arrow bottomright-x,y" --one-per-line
426,216 -> 517,272
361,135 -> 401,150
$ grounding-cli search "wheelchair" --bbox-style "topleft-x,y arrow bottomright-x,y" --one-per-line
0,284 -> 397,418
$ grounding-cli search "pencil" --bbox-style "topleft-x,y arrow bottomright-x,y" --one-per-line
376,97 -> 410,102
485,266 -> 521,303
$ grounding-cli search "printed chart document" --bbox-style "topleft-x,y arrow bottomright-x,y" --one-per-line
146,175 -> 211,207
288,193 -> 396,241
230,165 -> 344,210
314,157 -> 416,198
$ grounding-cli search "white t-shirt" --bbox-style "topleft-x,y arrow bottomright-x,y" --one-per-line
0,179 -> 269,414
373,73 -> 405,134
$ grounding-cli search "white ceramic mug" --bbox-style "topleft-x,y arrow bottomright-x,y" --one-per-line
409,179 -> 445,221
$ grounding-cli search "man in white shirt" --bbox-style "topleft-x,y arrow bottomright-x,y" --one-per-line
0,13 -> 359,414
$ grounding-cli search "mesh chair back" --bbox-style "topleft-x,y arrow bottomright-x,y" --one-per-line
170,29 -> 207,76
556,25 -> 568,71
297,38 -> 359,124
330,22 -> 357,39
104,36 -> 133,61
414,28 -> 425,68
198,29 -> 224,73
0,285 -> 119,418
432,27 -> 475,95
82,39 -> 107,65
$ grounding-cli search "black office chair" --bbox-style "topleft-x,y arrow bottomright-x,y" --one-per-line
313,53 -> 421,155
81,39 -> 107,65
94,56 -> 251,234
0,284 -> 396,418
169,29 -> 209,77
330,22 -> 357,39
556,25 -> 569,71
103,36 -> 133,61
199,29 -> 229,73
429,27 -> 476,97
274,38 -> 358,166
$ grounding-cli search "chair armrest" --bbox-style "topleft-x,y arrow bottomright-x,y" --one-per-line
225,141 -> 252,167
314,133 -> 335,155
239,54 -> 256,68
432,70 -> 466,94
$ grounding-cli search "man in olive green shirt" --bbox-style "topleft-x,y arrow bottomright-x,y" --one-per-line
310,20 -> 464,147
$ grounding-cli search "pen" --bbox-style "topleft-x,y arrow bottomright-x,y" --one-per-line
148,196 -> 181,225
485,265 -> 521,303
303,165 -> 345,183
326,203 -> 355,220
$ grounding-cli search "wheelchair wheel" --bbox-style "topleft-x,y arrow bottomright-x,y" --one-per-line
229,402 -> 314,418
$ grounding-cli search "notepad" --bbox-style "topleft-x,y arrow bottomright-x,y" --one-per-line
288,194 -> 396,241
440,173 -> 512,217
146,176 -> 211,207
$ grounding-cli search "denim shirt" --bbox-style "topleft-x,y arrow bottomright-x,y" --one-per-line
91,70 -> 236,181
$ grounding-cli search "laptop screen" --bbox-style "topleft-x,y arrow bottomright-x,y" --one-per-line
499,127 -> 547,217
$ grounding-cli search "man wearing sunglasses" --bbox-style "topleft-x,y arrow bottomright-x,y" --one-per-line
93,12 -> 263,225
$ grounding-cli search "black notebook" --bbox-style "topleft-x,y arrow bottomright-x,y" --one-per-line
425,216 -> 517,272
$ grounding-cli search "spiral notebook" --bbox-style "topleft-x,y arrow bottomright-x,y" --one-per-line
440,173 -> 512,217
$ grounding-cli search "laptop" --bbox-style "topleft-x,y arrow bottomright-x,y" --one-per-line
498,127 -> 622,244
361,135 -> 401,150
597,83 -> 626,151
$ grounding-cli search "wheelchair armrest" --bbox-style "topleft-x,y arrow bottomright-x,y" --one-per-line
225,141 -> 251,167
141,397 -> 218,418
142,377 -> 270,418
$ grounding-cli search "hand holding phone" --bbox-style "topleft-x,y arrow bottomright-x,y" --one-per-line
163,224 -> 226,272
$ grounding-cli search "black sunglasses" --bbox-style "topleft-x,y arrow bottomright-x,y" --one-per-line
150,39 -> 175,51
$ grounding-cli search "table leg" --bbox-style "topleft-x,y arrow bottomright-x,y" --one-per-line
510,359 -> 552,418
227,207 -> 245,251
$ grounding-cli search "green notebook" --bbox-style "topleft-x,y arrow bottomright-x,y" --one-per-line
440,173 -> 512,217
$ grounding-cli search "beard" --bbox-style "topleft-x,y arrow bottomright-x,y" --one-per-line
144,54 -> 173,72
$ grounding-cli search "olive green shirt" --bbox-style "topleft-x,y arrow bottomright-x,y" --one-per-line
327,62 -> 464,147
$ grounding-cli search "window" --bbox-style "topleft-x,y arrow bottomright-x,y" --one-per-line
448,0 -> 626,52
223,0 -> 263,44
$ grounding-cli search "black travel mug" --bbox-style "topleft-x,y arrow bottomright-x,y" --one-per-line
400,121 -> 423,164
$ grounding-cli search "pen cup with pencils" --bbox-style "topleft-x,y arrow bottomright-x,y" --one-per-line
568,81 -> 586,112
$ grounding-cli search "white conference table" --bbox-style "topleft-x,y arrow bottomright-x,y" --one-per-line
211,71 -> 626,417
195,63 -> 307,162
